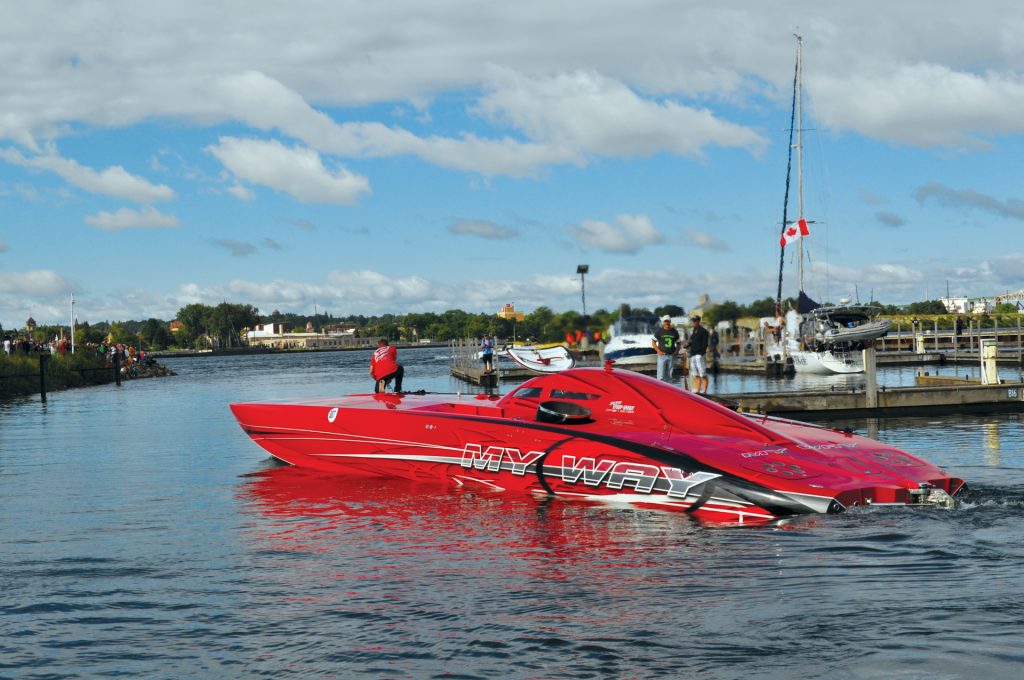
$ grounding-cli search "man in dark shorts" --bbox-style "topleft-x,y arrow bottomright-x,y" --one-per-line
480,334 -> 495,373
686,316 -> 710,393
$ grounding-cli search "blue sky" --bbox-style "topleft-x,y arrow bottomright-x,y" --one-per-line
3,1 -> 1024,330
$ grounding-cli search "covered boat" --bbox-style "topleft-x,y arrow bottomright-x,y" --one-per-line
230,366 -> 964,524
505,345 -> 575,373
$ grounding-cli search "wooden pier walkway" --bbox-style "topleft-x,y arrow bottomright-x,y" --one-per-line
725,381 -> 1024,420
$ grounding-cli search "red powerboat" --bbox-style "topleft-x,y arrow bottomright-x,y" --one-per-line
230,366 -> 965,523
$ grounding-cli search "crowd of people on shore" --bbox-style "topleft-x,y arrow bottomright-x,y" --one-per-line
2,335 -> 152,372
3,335 -> 74,356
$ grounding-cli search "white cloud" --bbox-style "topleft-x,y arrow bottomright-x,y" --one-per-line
207,137 -> 371,205
0,269 -> 73,295
686,229 -> 729,251
813,63 -> 1024,148
567,214 -> 665,254
85,206 -> 180,231
477,68 -> 768,159
227,183 -> 255,201
0,147 -> 175,202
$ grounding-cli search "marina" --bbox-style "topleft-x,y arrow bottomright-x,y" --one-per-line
447,330 -> 1024,419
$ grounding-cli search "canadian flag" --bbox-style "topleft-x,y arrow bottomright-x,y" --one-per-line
779,218 -> 810,247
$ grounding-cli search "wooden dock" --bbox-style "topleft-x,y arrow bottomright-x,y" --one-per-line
726,381 -> 1024,420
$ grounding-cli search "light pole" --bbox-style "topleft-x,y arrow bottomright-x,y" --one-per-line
576,264 -> 589,321
70,292 -> 75,354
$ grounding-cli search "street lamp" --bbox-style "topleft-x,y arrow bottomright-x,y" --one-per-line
576,264 -> 589,320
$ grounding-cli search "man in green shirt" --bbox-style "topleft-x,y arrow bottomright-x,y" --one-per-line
652,315 -> 680,383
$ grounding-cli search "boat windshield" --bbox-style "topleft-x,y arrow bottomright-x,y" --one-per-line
613,316 -> 657,336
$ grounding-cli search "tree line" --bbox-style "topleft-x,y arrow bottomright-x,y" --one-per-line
6,297 -> 1019,352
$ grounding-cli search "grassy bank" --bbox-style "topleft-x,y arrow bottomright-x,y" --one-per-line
0,352 -> 116,399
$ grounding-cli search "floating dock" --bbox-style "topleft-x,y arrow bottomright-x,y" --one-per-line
726,382 -> 1024,420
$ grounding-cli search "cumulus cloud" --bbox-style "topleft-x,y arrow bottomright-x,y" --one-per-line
227,183 -> 255,201
85,206 -> 180,231
813,63 -> 1024,148
476,68 -> 768,159
0,269 -> 73,295
0,147 -> 175,202
985,253 -> 1024,282
913,181 -> 1024,220
448,218 -> 519,240
685,229 -> 729,250
207,137 -> 371,205
210,69 -> 765,178
568,214 -> 665,254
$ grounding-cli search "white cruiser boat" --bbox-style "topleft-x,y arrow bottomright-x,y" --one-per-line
602,315 -> 659,368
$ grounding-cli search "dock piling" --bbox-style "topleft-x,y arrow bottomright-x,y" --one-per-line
863,346 -> 878,408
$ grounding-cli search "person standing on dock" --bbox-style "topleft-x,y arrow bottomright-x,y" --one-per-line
480,334 -> 495,373
652,315 -> 680,383
686,315 -> 710,394
370,337 -> 404,393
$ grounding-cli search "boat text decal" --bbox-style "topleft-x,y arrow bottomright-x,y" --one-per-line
327,407 -> 338,423
606,400 -> 636,414
561,456 -> 719,498
460,444 -> 544,476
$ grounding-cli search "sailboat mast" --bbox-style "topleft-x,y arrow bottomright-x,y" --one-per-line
795,35 -> 804,294
774,34 -> 802,312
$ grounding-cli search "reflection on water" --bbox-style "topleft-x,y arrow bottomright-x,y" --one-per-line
984,421 -> 1002,466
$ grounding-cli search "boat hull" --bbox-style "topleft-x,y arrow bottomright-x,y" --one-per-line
231,369 -> 964,524
790,348 -> 863,374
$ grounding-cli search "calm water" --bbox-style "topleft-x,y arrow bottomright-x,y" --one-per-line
2,348 -> 1023,679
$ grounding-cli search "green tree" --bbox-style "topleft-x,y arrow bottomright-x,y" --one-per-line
744,297 -> 778,318
176,303 -> 208,347
905,300 -> 947,315
654,304 -> 685,318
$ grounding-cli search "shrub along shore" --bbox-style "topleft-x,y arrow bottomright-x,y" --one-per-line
0,351 -> 174,400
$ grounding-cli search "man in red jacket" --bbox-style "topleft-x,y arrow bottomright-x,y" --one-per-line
369,337 -> 404,393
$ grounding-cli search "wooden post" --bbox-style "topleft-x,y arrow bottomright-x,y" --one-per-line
863,346 -> 878,409
934,318 -> 939,352
39,354 -> 47,403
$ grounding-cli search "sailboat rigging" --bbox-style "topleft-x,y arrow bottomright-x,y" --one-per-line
772,35 -> 891,375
